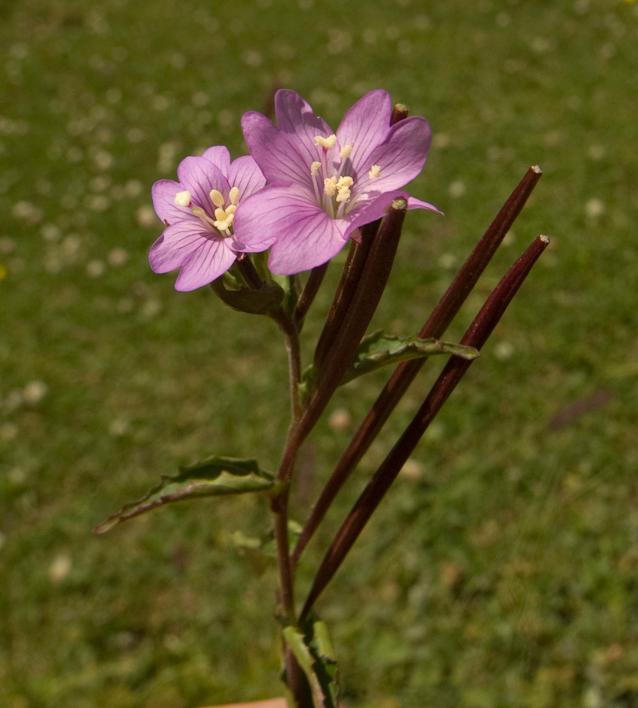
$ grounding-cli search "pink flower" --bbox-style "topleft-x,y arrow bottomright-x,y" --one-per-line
233,89 -> 438,275
149,147 -> 266,291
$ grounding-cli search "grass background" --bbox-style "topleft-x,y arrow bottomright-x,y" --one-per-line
1,0 -> 637,705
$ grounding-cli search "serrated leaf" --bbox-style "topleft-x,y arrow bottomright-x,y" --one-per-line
341,331 -> 479,384
310,620 -> 339,703
283,626 -> 335,708
93,456 -> 274,534
301,332 -> 478,397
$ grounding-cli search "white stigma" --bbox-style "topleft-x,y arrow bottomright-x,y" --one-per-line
368,164 -> 381,179
229,186 -> 240,205
340,144 -> 353,158
314,134 -> 337,149
310,161 -> 321,176
174,190 -> 192,207
210,189 -> 225,208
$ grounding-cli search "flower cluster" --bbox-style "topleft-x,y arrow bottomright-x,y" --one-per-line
149,89 -> 438,290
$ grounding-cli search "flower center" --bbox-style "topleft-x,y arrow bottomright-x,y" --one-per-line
174,186 -> 241,238
310,135 -> 383,219
310,134 -> 357,218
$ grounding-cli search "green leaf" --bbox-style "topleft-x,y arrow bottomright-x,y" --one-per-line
93,456 -> 274,534
309,620 -> 339,703
342,330 -> 479,384
283,626 -> 335,708
301,331 -> 479,399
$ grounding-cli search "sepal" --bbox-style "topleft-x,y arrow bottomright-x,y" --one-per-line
211,269 -> 285,315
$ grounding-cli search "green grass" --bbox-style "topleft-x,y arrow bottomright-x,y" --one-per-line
2,0 -> 638,705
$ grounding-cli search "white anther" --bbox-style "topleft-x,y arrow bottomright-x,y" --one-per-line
368,164 -> 381,179
229,186 -> 240,205
214,207 -> 227,221
314,134 -> 337,149
210,189 -> 225,208
335,187 -> 351,203
174,190 -> 192,207
225,204 -> 237,215
340,144 -> 353,158
310,161 -> 321,176
323,176 -> 338,197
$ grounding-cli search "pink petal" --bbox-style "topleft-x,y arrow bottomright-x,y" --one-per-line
275,89 -> 332,137
268,210 -> 348,275
343,189 -> 440,240
201,146 -> 231,176
176,156 -> 230,214
242,111 -> 316,193
407,195 -> 443,215
354,116 -> 431,196
175,239 -> 236,291
274,89 -> 335,167
233,185 -> 312,253
233,185 -> 348,273
336,89 -> 392,175
152,179 -> 189,225
148,220 -> 209,274
227,155 -> 266,202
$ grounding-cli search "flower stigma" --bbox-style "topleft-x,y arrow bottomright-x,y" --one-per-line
314,134 -> 337,149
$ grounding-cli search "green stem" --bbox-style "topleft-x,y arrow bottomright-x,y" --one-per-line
270,310 -> 312,705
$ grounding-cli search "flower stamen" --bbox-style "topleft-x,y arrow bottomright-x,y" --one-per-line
368,164 -> 381,179
323,176 -> 338,197
229,186 -> 240,205
210,189 -> 225,208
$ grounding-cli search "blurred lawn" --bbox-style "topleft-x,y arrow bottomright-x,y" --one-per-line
1,0 -> 638,706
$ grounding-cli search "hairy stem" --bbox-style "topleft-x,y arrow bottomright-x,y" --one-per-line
270,310 -> 313,705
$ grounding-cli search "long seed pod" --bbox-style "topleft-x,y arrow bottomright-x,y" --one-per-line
292,165 -> 543,565
313,221 -> 378,370
301,235 -> 550,617
299,201 -> 407,441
